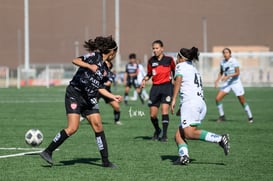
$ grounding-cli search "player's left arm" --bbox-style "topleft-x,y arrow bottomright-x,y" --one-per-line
98,88 -> 122,102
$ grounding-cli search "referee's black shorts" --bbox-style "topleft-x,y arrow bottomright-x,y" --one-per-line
65,85 -> 99,116
148,82 -> 173,107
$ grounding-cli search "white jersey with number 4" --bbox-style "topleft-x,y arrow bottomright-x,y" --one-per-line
175,61 -> 204,103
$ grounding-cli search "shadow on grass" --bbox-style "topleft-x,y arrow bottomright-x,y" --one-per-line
42,158 -> 102,167
161,155 -> 225,166
134,136 -> 152,140
207,118 -> 238,122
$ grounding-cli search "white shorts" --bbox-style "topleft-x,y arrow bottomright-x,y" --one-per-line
179,99 -> 207,129
220,80 -> 245,96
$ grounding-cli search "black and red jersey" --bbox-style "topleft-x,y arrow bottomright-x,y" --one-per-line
147,55 -> 175,85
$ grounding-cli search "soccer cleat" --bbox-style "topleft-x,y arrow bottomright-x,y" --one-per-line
40,150 -> 53,165
216,115 -> 226,122
102,162 -> 117,168
152,129 -> 161,141
248,117 -> 254,123
219,134 -> 230,156
173,155 -> 190,165
115,121 -> 123,125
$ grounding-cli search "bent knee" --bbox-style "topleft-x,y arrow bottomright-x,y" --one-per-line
65,127 -> 78,136
184,129 -> 199,140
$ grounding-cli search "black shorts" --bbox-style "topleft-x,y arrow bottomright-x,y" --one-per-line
126,76 -> 138,88
148,82 -> 173,107
65,85 -> 99,116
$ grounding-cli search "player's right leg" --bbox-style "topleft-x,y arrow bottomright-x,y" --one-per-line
40,85 -> 81,165
124,86 -> 130,105
40,114 -> 80,165
173,128 -> 190,165
215,90 -> 228,122
150,106 -> 161,140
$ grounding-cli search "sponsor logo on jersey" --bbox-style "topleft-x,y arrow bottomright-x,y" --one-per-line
152,62 -> 159,67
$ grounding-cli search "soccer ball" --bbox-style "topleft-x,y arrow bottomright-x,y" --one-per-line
25,129 -> 43,146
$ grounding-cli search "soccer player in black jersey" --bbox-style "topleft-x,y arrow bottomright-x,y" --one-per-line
124,53 -> 144,105
141,40 -> 175,142
40,36 -> 122,168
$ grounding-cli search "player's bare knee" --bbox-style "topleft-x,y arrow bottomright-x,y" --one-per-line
65,127 -> 78,136
92,122 -> 103,132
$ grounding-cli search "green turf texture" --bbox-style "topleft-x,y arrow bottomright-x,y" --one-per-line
0,86 -> 272,181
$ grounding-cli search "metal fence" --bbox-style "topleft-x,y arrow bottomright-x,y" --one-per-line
167,51 -> 273,87
1,52 -> 273,88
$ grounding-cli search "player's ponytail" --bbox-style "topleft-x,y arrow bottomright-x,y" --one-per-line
83,39 -> 97,52
178,47 -> 199,62
190,47 -> 199,61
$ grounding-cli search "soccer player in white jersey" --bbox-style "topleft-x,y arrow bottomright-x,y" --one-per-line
131,60 -> 149,101
214,48 -> 253,123
171,47 -> 230,165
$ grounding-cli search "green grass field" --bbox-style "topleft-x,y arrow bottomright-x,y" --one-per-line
0,86 -> 273,181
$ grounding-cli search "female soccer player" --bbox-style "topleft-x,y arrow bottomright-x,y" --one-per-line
214,48 -> 253,123
171,47 -> 230,165
40,36 -> 122,168
124,53 -> 144,105
141,40 -> 175,142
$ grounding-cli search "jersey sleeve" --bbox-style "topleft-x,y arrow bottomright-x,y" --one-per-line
233,59 -> 240,68
174,63 -> 183,78
85,52 -> 102,66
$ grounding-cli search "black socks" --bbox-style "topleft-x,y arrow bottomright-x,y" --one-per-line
46,129 -> 69,153
95,131 -> 109,164
162,114 -> 169,138
114,110 -> 120,122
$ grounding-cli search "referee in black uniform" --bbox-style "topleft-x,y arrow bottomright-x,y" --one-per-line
40,36 -> 121,168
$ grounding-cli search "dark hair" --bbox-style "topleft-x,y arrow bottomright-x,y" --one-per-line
152,40 -> 164,47
129,53 -> 136,59
178,47 -> 199,61
222,48 -> 231,54
83,39 -> 96,52
83,36 -> 118,54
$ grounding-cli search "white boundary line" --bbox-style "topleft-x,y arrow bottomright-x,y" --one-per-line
0,150 -> 42,159
0,147 -> 59,159
0,147 -> 44,151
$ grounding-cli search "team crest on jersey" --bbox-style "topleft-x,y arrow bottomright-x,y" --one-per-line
71,103 -> 77,110
165,96 -> 171,102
